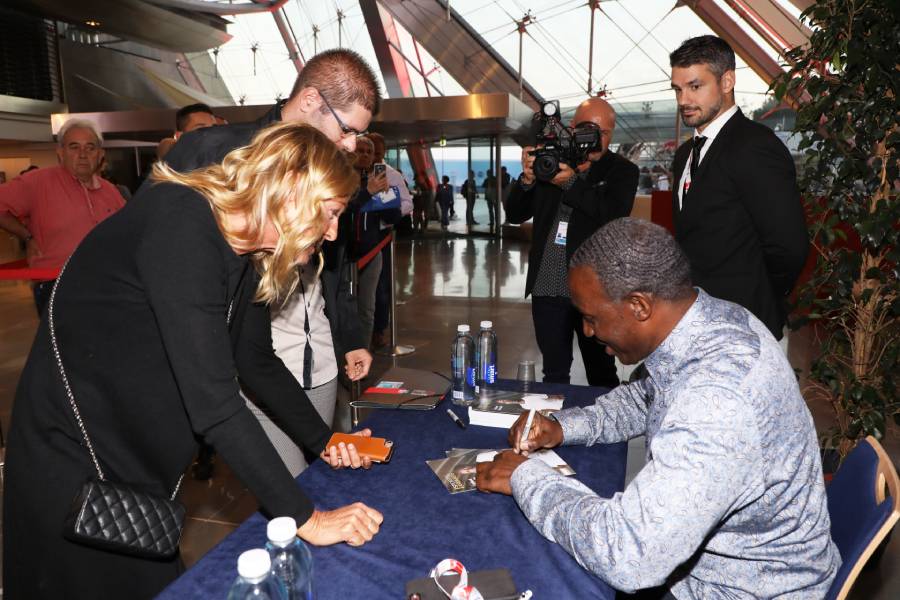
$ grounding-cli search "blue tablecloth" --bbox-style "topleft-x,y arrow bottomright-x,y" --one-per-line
157,380 -> 625,599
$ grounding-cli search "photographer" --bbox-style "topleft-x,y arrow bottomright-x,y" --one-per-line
506,97 -> 638,389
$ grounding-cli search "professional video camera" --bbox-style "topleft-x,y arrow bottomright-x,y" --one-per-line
529,100 -> 601,182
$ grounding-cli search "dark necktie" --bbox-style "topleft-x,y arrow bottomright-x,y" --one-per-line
299,276 -> 313,390
690,135 -> 707,180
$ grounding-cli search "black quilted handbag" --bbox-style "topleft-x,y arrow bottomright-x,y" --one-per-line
63,478 -> 185,559
49,263 -> 185,559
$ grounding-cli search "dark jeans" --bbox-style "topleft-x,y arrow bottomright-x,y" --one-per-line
465,194 -> 476,225
439,200 -> 451,226
531,295 -> 619,388
485,195 -> 496,226
32,279 -> 56,316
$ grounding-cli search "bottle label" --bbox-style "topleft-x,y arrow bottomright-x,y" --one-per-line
487,364 -> 496,384
453,390 -> 463,400
466,367 -> 475,387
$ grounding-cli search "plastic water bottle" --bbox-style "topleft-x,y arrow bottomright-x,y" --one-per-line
451,324 -> 476,404
476,320 -> 498,394
227,549 -> 287,600
265,517 -> 315,600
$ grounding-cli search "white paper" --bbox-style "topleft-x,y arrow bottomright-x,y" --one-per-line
476,449 -> 566,468
521,395 -> 564,411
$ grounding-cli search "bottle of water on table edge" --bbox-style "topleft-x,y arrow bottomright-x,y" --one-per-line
476,320 -> 498,395
451,324 -> 476,404
227,548 -> 287,600
266,517 -> 315,600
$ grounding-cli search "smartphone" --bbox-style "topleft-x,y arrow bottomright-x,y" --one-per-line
372,163 -> 386,176
325,432 -> 394,463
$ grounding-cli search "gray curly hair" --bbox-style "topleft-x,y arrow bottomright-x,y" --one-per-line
570,217 -> 693,301
57,118 -> 104,146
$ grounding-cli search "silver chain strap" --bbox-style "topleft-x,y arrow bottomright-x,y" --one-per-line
48,260 -> 183,500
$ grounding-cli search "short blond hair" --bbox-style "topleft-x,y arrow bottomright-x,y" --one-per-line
152,122 -> 358,304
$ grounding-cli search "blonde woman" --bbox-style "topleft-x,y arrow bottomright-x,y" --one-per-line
3,123 -> 383,600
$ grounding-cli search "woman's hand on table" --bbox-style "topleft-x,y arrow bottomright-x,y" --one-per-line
297,504 -> 383,547
320,428 -> 374,470
508,411 -> 564,454
475,450 -> 528,496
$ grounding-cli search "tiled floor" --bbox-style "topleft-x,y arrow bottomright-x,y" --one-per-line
1,218 -> 898,598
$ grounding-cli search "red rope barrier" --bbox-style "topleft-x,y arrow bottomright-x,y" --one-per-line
0,259 -> 60,281
357,232 -> 393,271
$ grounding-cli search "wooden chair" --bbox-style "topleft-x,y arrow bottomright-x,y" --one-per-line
825,435 -> 900,600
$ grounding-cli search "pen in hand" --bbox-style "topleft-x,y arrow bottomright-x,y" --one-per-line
519,408 -> 536,450
446,408 -> 466,429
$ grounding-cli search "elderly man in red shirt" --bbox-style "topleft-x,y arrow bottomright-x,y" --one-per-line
0,118 -> 125,314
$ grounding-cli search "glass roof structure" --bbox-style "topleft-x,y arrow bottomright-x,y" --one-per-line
206,0 -> 801,116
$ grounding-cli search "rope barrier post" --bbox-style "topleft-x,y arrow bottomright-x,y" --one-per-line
494,135 -> 502,237
378,234 -> 414,358
349,260 -> 361,428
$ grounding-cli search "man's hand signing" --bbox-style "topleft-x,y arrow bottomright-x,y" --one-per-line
475,450 -> 529,495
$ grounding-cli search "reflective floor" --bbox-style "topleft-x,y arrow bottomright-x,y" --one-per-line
0,226 -> 897,598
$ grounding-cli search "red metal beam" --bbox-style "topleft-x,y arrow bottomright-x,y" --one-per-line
679,0 -> 785,85
270,6 -> 304,75
723,0 -> 811,55
358,0 -> 438,191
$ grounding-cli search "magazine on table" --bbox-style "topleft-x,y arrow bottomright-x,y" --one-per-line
426,451 -> 481,494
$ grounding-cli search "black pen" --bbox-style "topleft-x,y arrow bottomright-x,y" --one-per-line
446,408 -> 466,429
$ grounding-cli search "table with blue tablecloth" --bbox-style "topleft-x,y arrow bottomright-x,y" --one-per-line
157,380 -> 626,599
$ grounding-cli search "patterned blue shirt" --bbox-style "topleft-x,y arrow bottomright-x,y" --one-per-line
510,290 -> 840,597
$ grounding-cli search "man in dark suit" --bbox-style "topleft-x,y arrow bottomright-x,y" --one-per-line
507,98 -> 639,388
669,35 -> 808,340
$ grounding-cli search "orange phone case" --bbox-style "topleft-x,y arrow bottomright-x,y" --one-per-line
325,433 -> 394,463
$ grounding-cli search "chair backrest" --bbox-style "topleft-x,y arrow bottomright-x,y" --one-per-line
824,436 -> 900,600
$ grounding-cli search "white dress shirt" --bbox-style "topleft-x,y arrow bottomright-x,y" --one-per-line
677,104 -> 739,208
270,265 -> 338,387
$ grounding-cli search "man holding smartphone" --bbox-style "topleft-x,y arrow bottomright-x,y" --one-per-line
348,136 -> 402,350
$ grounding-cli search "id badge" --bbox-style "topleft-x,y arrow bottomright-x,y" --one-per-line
554,221 -> 568,246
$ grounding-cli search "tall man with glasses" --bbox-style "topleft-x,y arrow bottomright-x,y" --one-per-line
506,97 -> 639,389
163,49 -> 381,481
669,35 -> 808,341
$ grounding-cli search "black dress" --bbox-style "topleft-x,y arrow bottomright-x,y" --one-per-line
3,182 -> 332,599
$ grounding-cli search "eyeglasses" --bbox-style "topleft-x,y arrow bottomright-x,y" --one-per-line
317,89 -> 367,138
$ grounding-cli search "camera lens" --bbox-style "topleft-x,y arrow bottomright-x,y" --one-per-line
533,152 -> 559,182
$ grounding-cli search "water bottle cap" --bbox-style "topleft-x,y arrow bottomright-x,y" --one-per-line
237,548 -> 271,579
457,324 -> 470,333
267,516 -> 298,546
480,320 -> 493,329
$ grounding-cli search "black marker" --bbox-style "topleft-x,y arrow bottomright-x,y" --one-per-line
446,408 -> 466,429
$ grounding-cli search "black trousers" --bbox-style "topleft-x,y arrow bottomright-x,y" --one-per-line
374,242 -> 391,334
531,295 -> 619,388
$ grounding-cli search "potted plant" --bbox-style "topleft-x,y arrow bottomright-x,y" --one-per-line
773,0 -> 899,458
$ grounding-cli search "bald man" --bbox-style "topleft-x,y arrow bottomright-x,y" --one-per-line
506,97 -> 639,388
